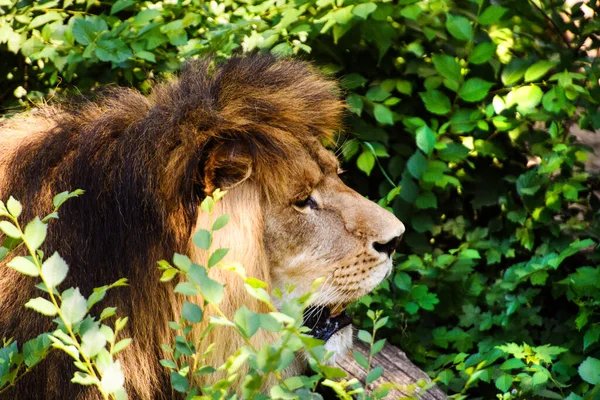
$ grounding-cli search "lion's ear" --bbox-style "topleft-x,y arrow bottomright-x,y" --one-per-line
202,142 -> 253,196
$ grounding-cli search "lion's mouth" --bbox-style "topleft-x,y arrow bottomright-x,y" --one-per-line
303,305 -> 352,341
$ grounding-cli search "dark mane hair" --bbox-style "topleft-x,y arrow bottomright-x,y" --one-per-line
0,54 -> 343,399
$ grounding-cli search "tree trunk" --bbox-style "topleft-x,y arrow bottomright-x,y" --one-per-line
335,341 -> 447,399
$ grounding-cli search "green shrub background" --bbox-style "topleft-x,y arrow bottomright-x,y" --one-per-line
1,0 -> 600,398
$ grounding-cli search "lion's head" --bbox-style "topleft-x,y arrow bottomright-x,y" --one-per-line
263,142 -> 404,346
0,54 -> 403,399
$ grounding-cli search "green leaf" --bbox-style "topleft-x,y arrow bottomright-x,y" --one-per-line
373,104 -> 394,125
532,371 -> 548,386
432,54 -> 461,84
234,305 -> 260,338
501,60 -> 528,85
342,73 -> 368,89
414,191 -> 437,210
188,265 -> 224,304
52,191 -> 69,208
419,90 -> 451,115
500,358 -> 526,370
135,50 -> 156,63
193,229 -> 211,250
565,395 -> 583,400
23,217 -> 47,250
510,85 -> 543,109
495,373 -> 512,392
416,125 -> 436,155
446,14 -> 473,41
357,150 -> 375,176
579,357 -> 600,384
170,371 -> 189,393
524,61 -> 556,82
353,350 -> 369,369
530,271 -> 549,285
479,5 -> 508,25
22,334 -> 50,368
71,372 -> 99,386
211,214 -> 230,231
29,12 -> 63,29
347,93 -> 364,116
110,0 -> 135,14
21,333 -> 52,368
371,339 -> 386,355
258,313 -> 282,332
394,272 -> 412,291
160,359 -> 177,369
438,142 -> 470,162
396,80 -> 413,95
172,253 -> 191,272
100,307 -> 117,321
95,37 -> 133,63
366,366 -> 383,384
61,288 -> 88,325
182,301 -> 203,323
81,325 -> 107,357
0,221 -> 21,238
533,345 -> 567,363
7,196 -> 22,218
0,246 -> 9,262
437,370 -> 454,385
101,361 -> 125,393
8,256 -> 39,277
201,196 -> 214,213
584,325 -> 600,352
366,87 -> 391,102
353,3 -> 377,19
400,4 -> 422,20
41,252 -> 69,289
174,282 -> 199,296
208,248 -> 229,267
357,330 -> 372,343
411,285 -> 439,310
469,42 -> 496,64
72,17 -> 107,45
25,297 -> 57,316
407,151 -> 428,180
458,78 -> 494,102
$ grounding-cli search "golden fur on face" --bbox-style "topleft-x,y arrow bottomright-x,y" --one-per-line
0,54 -> 403,399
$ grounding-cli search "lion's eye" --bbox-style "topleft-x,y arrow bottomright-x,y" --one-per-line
294,195 -> 318,210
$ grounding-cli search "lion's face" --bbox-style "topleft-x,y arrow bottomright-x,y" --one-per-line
262,141 -> 404,348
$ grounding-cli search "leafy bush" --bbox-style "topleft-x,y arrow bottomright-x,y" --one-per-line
0,191 -> 131,400
2,0 -> 600,398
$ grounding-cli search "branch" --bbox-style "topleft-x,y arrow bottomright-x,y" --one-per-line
527,0 -> 573,49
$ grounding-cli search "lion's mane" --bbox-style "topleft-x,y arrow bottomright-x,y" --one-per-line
0,54 -> 343,399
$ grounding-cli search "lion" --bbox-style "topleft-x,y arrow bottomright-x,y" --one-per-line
0,54 -> 404,399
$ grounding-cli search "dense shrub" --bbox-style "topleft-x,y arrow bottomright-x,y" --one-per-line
1,0 -> 600,398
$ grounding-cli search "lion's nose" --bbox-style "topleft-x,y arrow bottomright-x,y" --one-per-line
372,234 -> 403,257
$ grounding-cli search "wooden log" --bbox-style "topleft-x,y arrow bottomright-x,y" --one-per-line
335,340 -> 447,399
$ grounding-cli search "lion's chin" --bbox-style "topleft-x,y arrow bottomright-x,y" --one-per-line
323,325 -> 354,364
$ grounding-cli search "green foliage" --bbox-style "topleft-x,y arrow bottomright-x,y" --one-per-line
2,0 -> 600,398
0,192 -> 130,400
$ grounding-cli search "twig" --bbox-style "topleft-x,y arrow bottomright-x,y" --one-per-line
526,0 -> 573,49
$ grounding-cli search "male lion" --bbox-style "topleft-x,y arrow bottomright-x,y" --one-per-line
0,54 -> 404,399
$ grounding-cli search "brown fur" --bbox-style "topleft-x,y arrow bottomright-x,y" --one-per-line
0,54 -> 404,399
